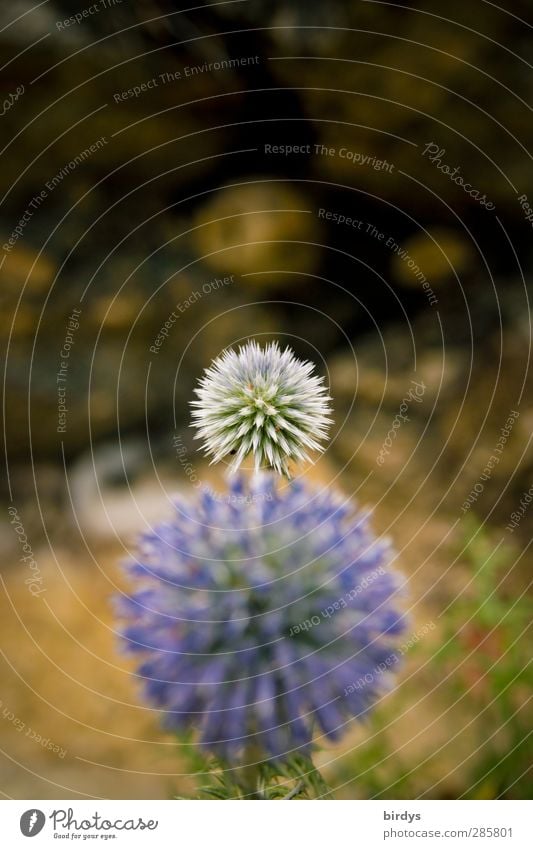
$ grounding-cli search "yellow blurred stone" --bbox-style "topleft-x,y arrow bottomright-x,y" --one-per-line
1,245 -> 56,294
391,228 -> 473,287
192,181 -> 321,281
0,246 -> 57,338
90,291 -> 148,330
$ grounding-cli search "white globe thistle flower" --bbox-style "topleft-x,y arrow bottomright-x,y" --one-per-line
191,341 -> 333,476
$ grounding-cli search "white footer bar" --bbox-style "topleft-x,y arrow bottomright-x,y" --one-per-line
3,799 -> 530,848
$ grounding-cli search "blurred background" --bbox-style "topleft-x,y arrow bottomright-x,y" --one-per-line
0,0 -> 531,799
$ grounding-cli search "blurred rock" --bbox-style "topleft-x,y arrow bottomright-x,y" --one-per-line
1,246 -> 56,295
0,1 -> 55,39
391,228 -> 474,288
438,311 -> 533,523
192,181 -> 321,280
68,440 -> 174,544
0,246 -> 57,340
266,3 -> 533,210
329,323 -> 463,409
3,249 -> 281,460
333,407 -> 426,481
0,40 -> 233,211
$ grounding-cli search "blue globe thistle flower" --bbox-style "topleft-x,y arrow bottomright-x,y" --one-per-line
116,476 -> 406,763
190,341 -> 332,477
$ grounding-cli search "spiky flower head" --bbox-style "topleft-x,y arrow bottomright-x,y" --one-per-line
190,341 -> 332,477
116,476 -> 405,763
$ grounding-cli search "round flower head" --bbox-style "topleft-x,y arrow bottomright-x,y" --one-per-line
116,476 -> 406,763
190,341 -> 332,477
